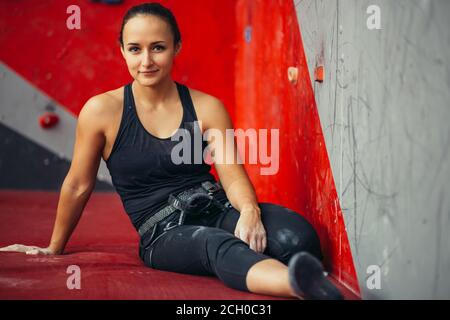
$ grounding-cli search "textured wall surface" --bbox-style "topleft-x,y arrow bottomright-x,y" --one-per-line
234,0 -> 359,294
295,0 -> 450,299
0,63 -> 113,186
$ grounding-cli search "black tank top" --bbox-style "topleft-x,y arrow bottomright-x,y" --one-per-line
105,81 -> 216,230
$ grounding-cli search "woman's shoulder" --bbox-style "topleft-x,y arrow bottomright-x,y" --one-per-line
187,86 -> 223,108
78,85 -> 125,133
85,86 -> 124,112
186,86 -> 231,129
186,86 -> 228,116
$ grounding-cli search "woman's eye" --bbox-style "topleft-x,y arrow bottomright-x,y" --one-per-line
153,45 -> 165,51
129,47 -> 139,52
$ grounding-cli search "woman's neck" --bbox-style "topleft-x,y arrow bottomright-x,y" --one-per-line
132,77 -> 177,110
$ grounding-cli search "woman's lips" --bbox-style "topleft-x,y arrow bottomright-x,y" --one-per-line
140,69 -> 159,73
140,70 -> 159,76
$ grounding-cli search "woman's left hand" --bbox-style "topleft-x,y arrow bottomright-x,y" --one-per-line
234,206 -> 267,253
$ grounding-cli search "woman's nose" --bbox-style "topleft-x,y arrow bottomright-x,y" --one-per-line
141,50 -> 155,67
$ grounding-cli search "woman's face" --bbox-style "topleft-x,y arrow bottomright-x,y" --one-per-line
120,14 -> 181,86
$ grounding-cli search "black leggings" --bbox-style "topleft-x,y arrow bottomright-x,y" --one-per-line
138,201 -> 323,292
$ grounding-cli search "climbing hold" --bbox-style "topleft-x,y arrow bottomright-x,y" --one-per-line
244,26 -> 252,43
39,112 -> 59,129
315,65 -> 324,82
287,67 -> 298,85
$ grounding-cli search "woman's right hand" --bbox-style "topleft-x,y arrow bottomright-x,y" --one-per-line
0,244 -> 58,255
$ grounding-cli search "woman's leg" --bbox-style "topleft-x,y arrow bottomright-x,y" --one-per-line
139,203 -> 339,299
215,202 -> 327,298
245,258 -> 298,297
216,202 -> 323,264
139,223 -> 274,292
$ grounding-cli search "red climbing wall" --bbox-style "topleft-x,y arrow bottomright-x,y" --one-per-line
234,0 -> 360,295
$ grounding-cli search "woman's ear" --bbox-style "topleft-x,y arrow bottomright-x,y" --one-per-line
175,42 -> 182,56
120,45 -> 126,59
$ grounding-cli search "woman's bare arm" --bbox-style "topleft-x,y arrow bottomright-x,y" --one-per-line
0,95 -> 108,255
198,94 -> 266,253
48,96 -> 107,254
199,95 -> 259,213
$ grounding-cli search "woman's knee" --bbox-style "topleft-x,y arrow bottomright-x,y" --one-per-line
295,219 -> 323,261
199,227 -> 270,292
260,203 -> 323,261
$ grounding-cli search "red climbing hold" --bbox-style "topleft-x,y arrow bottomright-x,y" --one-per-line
38,112 -> 59,129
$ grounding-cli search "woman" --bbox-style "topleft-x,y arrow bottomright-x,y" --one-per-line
0,2 -> 342,300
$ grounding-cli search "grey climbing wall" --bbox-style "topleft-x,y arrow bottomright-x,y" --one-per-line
0,63 -> 113,190
295,0 -> 450,299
